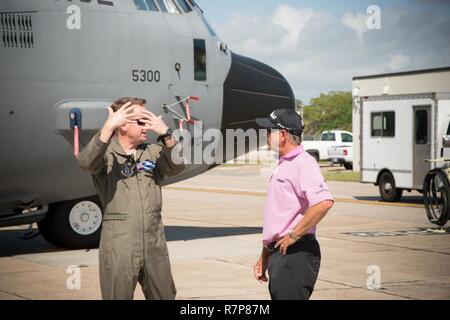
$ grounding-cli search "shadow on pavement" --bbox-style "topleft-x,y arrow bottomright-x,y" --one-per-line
354,196 -> 424,205
0,225 -> 262,256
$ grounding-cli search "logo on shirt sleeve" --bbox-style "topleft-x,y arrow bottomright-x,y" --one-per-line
315,183 -> 329,194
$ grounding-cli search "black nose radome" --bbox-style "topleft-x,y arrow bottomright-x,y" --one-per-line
222,52 -> 295,131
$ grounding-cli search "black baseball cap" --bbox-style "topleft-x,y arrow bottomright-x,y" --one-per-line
256,109 -> 304,136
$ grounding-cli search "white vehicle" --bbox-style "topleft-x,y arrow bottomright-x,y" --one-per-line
302,130 -> 353,162
328,145 -> 353,170
353,67 -> 450,202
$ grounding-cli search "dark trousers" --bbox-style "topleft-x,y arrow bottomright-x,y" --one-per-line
267,234 -> 321,300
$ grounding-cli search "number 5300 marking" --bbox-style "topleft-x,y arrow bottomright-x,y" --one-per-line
132,70 -> 161,82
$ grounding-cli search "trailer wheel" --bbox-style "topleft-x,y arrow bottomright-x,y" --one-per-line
37,196 -> 103,249
378,172 -> 403,202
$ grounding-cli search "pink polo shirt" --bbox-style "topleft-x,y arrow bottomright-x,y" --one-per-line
262,145 -> 333,246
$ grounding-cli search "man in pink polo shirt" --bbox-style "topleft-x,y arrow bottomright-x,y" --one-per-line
254,109 -> 334,300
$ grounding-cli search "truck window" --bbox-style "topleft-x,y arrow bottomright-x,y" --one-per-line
371,111 -> 395,137
415,110 -> 428,144
321,132 -> 336,141
447,122 -> 450,135
341,133 -> 353,142
194,39 -> 206,81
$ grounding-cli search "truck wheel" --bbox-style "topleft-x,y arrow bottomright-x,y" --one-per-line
344,163 -> 353,170
378,172 -> 403,202
37,196 -> 103,249
308,152 -> 319,163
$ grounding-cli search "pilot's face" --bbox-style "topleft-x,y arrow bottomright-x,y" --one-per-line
125,104 -> 148,143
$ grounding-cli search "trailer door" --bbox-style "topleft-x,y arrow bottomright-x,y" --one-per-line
413,105 -> 432,189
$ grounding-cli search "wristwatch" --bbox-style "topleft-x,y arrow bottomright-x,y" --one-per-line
288,229 -> 301,241
157,128 -> 173,145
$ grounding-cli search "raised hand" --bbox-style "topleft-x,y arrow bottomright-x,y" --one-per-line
100,102 -> 140,143
105,102 -> 141,131
136,110 -> 169,136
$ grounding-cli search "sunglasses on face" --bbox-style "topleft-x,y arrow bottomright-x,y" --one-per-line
266,128 -> 281,135
133,119 -> 147,126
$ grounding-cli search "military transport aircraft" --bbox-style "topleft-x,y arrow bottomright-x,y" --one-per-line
0,0 -> 295,248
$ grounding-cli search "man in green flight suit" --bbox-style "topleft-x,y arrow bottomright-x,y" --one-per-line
77,97 -> 185,300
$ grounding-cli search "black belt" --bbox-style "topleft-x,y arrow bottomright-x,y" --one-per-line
265,234 -> 316,253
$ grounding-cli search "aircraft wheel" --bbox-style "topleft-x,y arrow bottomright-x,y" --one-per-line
379,171 -> 403,202
38,196 -> 103,249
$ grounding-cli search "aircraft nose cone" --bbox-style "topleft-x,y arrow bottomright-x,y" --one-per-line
221,52 -> 296,131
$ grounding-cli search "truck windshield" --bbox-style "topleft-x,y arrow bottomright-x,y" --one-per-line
321,132 -> 336,141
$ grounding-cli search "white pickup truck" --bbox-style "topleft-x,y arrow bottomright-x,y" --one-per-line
302,130 -> 353,162
328,145 -> 353,170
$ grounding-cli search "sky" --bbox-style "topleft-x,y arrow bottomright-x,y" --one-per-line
195,0 -> 450,104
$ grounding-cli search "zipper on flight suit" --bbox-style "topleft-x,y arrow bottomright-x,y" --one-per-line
136,172 -> 145,266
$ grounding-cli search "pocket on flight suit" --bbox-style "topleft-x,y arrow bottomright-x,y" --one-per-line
146,211 -> 170,260
102,213 -> 129,240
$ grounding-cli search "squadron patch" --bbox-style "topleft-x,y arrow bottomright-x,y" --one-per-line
121,163 -> 135,178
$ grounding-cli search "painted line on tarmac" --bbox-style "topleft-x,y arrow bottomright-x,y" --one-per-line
164,185 -> 424,208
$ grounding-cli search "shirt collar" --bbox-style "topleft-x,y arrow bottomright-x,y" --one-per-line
279,145 -> 304,163
111,136 -> 146,160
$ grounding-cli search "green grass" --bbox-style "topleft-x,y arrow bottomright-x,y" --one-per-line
323,170 -> 360,182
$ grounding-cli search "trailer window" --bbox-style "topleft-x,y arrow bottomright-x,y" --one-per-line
415,110 -> 428,144
341,133 -> 353,143
321,132 -> 336,141
371,112 -> 395,137
194,39 -> 206,81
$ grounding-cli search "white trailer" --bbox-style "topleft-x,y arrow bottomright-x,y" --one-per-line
352,67 -> 450,202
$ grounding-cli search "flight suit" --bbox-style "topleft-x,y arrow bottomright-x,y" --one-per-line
77,132 -> 185,300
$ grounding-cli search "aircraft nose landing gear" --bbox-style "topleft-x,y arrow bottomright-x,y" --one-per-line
423,166 -> 450,226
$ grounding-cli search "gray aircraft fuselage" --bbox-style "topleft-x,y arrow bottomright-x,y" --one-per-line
0,0 -> 295,218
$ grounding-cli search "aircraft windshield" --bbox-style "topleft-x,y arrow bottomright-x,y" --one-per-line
156,0 -> 181,14
134,0 -> 159,11
176,0 -> 192,13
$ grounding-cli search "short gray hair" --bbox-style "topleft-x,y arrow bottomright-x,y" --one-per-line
288,133 -> 302,145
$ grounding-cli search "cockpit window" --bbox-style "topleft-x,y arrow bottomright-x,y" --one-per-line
134,0 -> 159,11
194,39 -> 206,81
156,0 -> 181,14
176,0 -> 192,13
187,0 -> 203,12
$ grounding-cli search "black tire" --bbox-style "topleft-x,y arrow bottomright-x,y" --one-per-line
308,152 -> 319,163
378,171 -> 403,202
37,214 -> 60,246
344,163 -> 353,170
423,169 -> 450,226
38,196 -> 103,249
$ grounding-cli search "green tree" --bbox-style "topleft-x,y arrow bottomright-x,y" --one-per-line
302,91 -> 352,138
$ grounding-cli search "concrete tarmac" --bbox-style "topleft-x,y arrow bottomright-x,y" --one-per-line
1,165 -> 449,300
